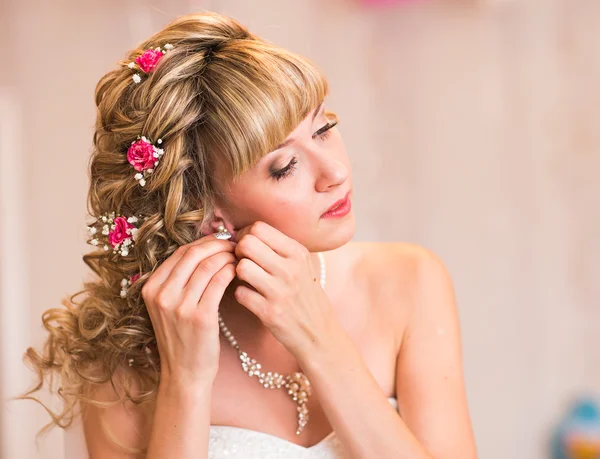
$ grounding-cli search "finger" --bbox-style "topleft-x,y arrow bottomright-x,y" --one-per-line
153,237 -> 235,286
196,262 -> 237,314
235,258 -> 274,297
164,249 -> 236,304
235,221 -> 297,258
235,234 -> 282,275
234,284 -> 268,319
152,239 -> 236,289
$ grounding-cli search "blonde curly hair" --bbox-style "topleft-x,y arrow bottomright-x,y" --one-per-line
12,10 -> 333,455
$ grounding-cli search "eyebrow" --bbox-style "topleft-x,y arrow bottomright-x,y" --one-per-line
272,101 -> 324,151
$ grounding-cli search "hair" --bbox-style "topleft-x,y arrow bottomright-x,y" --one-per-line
11,10 -> 334,455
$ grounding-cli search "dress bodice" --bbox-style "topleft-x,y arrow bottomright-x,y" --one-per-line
207,396 -> 398,459
63,396 -> 399,459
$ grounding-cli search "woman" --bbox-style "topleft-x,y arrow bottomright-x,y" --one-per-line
17,11 -> 477,459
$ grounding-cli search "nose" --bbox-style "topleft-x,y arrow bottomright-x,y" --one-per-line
314,156 -> 349,192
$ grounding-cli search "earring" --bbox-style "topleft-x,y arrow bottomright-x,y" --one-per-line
214,224 -> 232,240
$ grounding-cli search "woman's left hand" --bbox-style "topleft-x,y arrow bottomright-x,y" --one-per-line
232,221 -> 336,361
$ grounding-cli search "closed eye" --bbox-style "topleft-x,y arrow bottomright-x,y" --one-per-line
313,114 -> 338,142
270,113 -> 340,181
270,157 -> 298,181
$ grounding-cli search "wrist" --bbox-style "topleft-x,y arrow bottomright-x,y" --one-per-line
158,373 -> 215,400
298,319 -> 350,371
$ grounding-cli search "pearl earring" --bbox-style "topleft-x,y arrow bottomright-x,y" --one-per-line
214,224 -> 232,240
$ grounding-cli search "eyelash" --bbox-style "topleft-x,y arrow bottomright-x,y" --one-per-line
270,119 -> 339,181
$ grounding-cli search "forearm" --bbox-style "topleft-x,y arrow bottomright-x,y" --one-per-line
299,326 -> 433,459
146,377 -> 214,459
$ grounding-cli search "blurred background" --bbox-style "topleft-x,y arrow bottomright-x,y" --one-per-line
1,0 -> 599,458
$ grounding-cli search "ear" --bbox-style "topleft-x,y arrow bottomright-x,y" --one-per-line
199,206 -> 236,238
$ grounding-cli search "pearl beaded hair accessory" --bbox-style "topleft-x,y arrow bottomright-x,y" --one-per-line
217,245 -> 327,436
123,44 -> 173,186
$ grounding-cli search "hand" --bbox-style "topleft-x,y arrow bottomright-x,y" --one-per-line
232,221 -> 336,361
141,235 -> 237,386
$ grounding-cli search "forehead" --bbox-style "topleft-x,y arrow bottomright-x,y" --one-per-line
273,100 -> 325,149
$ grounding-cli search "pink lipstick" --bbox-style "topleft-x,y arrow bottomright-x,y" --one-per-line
321,191 -> 351,219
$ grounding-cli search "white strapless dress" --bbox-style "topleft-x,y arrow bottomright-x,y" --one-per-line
207,396 -> 398,459
63,397 -> 398,459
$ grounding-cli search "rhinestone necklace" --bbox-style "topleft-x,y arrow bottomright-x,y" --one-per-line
217,252 -> 326,435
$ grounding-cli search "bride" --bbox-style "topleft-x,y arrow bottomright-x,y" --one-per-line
17,11 -> 477,459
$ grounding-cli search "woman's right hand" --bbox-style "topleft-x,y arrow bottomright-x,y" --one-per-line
141,236 -> 237,387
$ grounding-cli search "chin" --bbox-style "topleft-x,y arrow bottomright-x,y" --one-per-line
305,212 -> 356,253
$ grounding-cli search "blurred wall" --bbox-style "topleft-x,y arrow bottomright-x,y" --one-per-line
1,0 -> 599,458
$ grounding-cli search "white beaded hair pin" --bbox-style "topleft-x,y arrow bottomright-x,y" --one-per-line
120,273 -> 141,298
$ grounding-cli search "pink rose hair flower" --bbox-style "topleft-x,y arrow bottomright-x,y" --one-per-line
135,49 -> 164,73
127,136 -> 164,187
108,216 -> 135,247
126,43 -> 174,84
86,211 -> 143,258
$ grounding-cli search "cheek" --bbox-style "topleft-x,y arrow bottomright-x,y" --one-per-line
226,185 -> 309,226
261,192 -> 315,225
243,187 -> 317,234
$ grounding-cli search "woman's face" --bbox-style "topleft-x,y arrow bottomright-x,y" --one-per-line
213,100 -> 355,252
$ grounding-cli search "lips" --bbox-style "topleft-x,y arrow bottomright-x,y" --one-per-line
322,191 -> 350,217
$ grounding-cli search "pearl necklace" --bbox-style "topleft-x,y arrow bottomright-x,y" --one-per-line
217,252 -> 326,435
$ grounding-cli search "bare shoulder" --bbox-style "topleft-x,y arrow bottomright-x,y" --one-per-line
339,240 -> 445,291
333,241 -> 454,338
348,240 -> 451,288
350,240 -> 441,263
81,364 -> 154,457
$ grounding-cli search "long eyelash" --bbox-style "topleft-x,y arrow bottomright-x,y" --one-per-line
314,118 -> 339,141
271,157 -> 298,181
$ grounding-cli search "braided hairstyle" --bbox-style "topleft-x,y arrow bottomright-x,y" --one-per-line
13,10 -> 332,455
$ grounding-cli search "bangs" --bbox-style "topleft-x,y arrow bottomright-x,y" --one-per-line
200,39 -> 329,179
